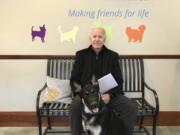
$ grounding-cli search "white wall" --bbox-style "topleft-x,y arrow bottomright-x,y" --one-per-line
0,59 -> 179,111
0,0 -> 180,55
0,60 -> 46,111
0,0 -> 180,112
144,59 -> 180,111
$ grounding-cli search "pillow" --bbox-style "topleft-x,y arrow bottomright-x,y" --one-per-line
42,76 -> 72,103
43,87 -> 60,101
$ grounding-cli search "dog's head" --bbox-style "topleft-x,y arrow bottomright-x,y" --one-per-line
73,75 -> 105,114
81,83 -> 102,114
39,24 -> 46,32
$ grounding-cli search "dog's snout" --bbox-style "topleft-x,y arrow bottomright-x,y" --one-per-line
89,100 -> 99,109
91,101 -> 97,106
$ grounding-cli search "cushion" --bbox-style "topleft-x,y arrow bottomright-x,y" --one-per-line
42,76 -> 72,103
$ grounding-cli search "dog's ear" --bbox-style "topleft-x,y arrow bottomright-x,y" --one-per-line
73,82 -> 83,98
93,84 -> 99,92
43,24 -> 46,29
91,75 -> 98,86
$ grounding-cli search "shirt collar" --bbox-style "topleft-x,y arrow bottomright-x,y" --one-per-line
88,45 -> 107,55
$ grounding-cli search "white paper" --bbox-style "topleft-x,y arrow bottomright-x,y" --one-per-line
98,73 -> 118,93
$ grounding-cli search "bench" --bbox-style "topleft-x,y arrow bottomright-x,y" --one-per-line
36,57 -> 159,135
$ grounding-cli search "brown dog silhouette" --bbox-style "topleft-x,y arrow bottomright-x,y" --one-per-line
126,25 -> 146,43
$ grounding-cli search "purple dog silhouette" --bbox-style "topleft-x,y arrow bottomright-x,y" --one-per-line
31,24 -> 46,43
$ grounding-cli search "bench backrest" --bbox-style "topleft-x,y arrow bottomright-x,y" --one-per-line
47,58 -> 74,79
119,58 -> 144,93
47,58 -> 144,93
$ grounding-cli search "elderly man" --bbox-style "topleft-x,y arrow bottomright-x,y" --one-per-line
70,27 -> 138,135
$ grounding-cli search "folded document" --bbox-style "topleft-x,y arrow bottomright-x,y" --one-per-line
98,73 -> 118,93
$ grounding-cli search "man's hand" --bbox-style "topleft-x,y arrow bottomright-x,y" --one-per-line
101,93 -> 111,104
73,82 -> 82,92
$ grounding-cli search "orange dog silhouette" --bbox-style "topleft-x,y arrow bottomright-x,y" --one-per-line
126,25 -> 146,43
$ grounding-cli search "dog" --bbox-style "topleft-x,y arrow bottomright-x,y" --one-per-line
31,24 -> 46,43
126,24 -> 146,43
58,26 -> 79,43
80,83 -> 109,135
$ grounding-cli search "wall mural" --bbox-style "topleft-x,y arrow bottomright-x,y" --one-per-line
93,20 -> 114,41
58,26 -> 79,44
0,0 -> 179,55
125,25 -> 146,43
31,24 -> 46,43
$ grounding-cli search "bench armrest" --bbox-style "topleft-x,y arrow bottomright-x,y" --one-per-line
36,83 -> 47,111
144,82 -> 159,115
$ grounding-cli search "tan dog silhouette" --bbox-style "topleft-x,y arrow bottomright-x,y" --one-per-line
58,26 -> 79,43
126,25 -> 146,43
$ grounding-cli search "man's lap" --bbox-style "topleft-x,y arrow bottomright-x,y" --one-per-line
70,94 -> 138,116
108,94 -> 138,116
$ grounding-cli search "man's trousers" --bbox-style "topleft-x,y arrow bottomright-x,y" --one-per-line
70,94 -> 138,135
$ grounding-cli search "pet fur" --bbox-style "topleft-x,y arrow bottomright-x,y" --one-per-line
80,84 -> 109,135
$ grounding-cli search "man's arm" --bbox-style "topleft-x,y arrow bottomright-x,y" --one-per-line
70,52 -> 82,94
108,53 -> 124,97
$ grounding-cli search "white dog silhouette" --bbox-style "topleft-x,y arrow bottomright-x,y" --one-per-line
58,26 -> 79,43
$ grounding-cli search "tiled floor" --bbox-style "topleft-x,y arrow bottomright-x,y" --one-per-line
0,126 -> 180,135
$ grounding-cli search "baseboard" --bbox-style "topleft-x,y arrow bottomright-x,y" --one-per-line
0,112 -> 69,127
0,111 -> 179,127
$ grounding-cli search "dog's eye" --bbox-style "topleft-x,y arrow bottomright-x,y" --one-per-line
90,89 -> 94,93
85,91 -> 89,95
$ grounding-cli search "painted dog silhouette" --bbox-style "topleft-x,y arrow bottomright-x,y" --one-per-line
31,24 -> 46,43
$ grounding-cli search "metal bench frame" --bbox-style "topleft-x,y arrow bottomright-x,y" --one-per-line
36,57 -> 159,135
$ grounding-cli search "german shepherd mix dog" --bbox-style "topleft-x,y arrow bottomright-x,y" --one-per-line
80,84 -> 110,135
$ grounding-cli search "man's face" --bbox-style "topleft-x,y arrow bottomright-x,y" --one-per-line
90,28 -> 106,49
